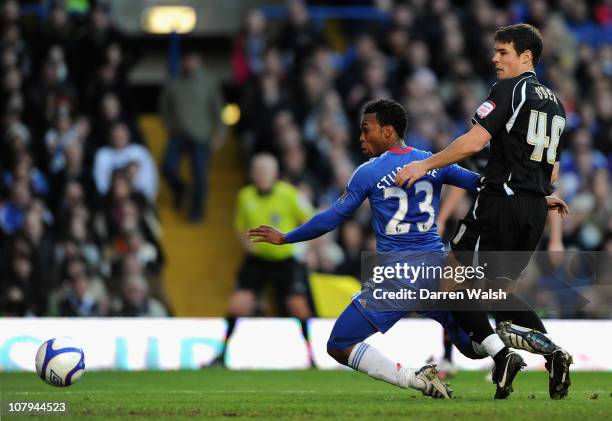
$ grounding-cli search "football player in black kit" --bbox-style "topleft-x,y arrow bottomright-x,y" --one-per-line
434,147 -> 491,381
396,24 -> 572,400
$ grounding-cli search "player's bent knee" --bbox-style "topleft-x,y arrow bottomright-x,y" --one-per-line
326,344 -> 352,366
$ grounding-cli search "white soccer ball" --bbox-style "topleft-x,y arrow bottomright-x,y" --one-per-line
35,337 -> 85,387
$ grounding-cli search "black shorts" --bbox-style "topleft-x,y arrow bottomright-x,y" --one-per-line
450,192 -> 547,280
237,255 -> 309,298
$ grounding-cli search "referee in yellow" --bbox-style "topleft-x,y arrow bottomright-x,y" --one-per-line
212,153 -> 314,366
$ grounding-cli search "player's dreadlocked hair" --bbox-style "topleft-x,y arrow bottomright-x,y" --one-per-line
495,23 -> 543,68
363,99 -> 409,139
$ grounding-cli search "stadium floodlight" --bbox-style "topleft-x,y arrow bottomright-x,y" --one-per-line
141,6 -> 197,34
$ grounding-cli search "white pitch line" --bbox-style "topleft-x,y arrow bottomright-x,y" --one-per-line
10,390 -> 317,395
9,389 -> 611,396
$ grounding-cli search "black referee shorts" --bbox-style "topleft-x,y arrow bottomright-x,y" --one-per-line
450,192 -> 548,280
237,255 -> 309,298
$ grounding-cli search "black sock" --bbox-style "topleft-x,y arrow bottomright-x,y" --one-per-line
451,310 -> 495,344
220,316 -> 237,358
443,329 -> 453,361
299,318 -> 309,342
299,318 -> 315,367
493,347 -> 510,365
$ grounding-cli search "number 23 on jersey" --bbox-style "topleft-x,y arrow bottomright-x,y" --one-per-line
383,181 -> 434,235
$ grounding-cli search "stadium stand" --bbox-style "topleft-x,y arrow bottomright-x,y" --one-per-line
0,0 -> 170,316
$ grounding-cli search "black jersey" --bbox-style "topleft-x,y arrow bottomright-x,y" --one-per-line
472,71 -> 566,196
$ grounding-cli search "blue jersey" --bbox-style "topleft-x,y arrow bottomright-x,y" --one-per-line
332,147 -> 479,252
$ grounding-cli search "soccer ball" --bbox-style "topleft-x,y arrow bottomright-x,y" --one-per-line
35,337 -> 85,387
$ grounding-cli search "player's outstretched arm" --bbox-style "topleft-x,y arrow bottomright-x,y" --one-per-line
247,206 -> 348,245
250,164 -> 369,246
395,125 -> 491,188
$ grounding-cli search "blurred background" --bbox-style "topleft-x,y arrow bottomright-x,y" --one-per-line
0,0 -> 611,323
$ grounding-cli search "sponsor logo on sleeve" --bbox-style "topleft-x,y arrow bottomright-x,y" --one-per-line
476,100 -> 496,119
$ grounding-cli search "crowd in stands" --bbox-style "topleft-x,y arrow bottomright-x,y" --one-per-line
0,1 -> 168,317
232,0 -> 612,317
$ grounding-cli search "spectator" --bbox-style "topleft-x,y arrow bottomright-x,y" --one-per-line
34,3 -> 75,69
48,256 -> 108,316
239,70 -> 292,155
25,55 -> 76,144
93,122 -> 158,201
0,180 -> 32,235
231,8 -> 268,87
3,151 -> 48,198
559,127 -> 608,201
56,268 -> 106,317
44,109 -> 79,174
335,221 -> 365,279
1,122 -> 31,171
74,3 -> 131,98
111,274 -> 168,317
159,51 -> 226,222
124,229 -> 159,274
89,92 -> 143,161
21,205 -> 56,281
1,251 -> 40,316
55,207 -> 106,278
278,0 -> 321,75
50,142 -> 95,214
304,232 -> 345,274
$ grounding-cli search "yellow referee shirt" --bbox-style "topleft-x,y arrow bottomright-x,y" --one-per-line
235,181 -> 313,261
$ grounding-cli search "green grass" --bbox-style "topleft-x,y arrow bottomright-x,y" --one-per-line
1,370 -> 611,420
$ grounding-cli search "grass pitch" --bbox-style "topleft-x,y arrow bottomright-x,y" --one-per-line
1,369 -> 611,420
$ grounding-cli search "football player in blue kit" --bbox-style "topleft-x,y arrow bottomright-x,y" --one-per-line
247,100 -> 484,399
247,99 -> 567,399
